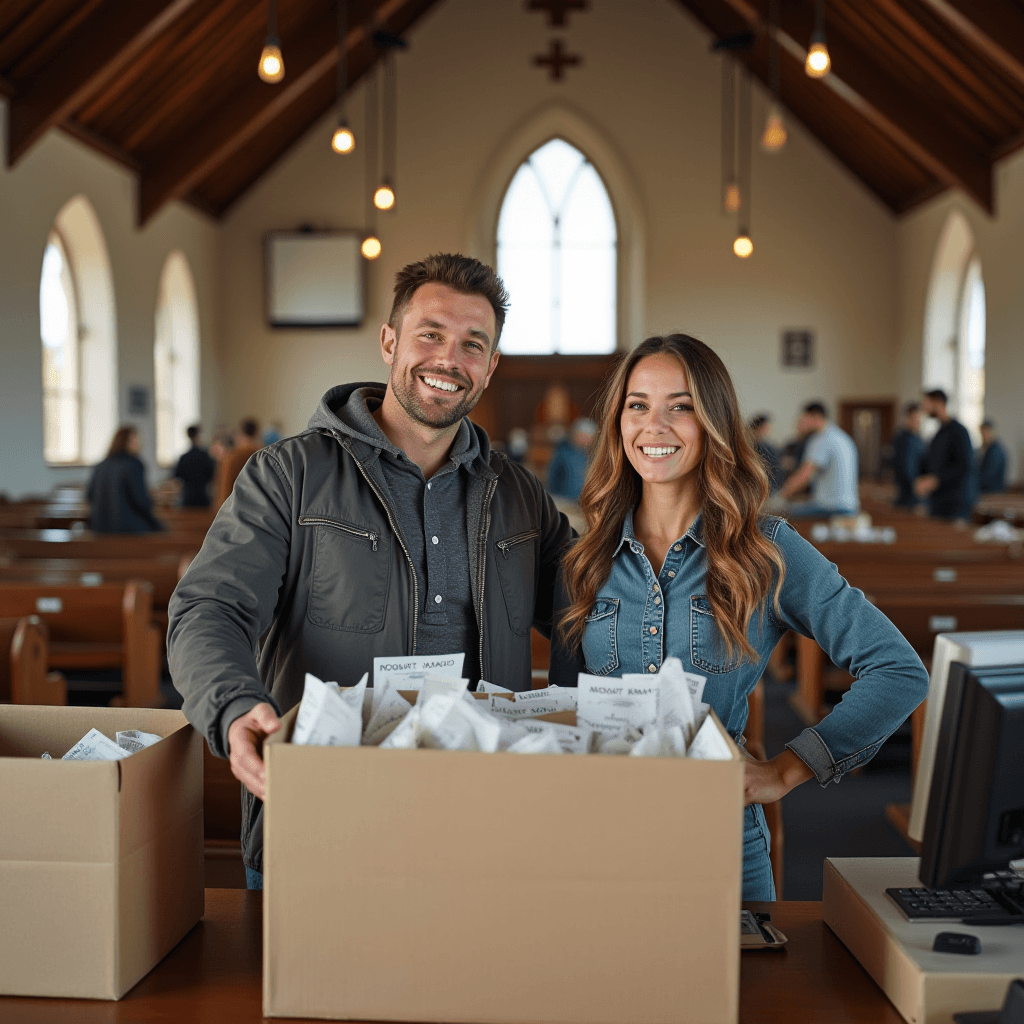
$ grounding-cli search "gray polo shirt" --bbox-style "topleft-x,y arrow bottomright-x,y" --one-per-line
804,423 -> 859,512
346,392 -> 481,682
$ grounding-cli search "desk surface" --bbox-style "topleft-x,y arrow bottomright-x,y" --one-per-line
0,892 -> 904,1024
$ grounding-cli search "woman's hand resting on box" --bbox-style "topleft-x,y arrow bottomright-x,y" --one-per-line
227,703 -> 281,801
742,748 -> 814,806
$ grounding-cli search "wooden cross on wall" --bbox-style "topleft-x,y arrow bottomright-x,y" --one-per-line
527,0 -> 589,27
533,39 -> 582,81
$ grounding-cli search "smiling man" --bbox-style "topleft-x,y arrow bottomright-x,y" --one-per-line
168,254 -> 574,889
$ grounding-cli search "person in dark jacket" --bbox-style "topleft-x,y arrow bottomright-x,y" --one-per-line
890,402 -> 926,508
167,254 -> 574,888
748,413 -> 785,493
87,426 -> 164,533
173,424 -> 216,508
915,389 -> 975,520
977,420 -> 1008,494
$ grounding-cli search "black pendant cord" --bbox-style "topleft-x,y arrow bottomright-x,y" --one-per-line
336,0 -> 348,108
721,55 -> 736,208
738,62 -> 752,235
383,50 -> 397,192
768,0 -> 780,102
365,62 -> 378,235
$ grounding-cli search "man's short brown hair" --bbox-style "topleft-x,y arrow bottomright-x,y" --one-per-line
389,253 -> 510,347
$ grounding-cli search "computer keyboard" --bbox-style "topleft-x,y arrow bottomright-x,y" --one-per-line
887,873 -> 1024,922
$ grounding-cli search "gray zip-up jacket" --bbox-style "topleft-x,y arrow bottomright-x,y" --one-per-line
167,383 -> 574,871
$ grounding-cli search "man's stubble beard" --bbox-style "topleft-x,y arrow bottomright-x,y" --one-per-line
390,365 -> 484,430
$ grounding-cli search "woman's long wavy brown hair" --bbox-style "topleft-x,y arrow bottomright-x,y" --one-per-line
560,334 -> 786,661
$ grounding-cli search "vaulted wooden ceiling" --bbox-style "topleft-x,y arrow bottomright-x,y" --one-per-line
2,0 -> 1023,224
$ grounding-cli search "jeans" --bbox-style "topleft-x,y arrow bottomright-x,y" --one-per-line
785,500 -> 858,519
246,867 -> 263,890
743,803 -> 776,901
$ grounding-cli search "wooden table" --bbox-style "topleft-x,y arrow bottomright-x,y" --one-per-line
0,893 -> 904,1023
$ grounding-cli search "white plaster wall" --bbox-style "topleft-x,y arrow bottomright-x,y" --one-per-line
896,147 -> 1024,482
217,0 -> 900,445
0,98 -> 220,497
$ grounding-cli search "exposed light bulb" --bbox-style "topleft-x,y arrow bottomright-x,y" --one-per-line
373,184 -> 395,211
361,235 -> 382,260
723,182 -> 742,213
733,233 -> 753,258
258,41 -> 284,83
331,124 -> 355,154
805,37 -> 830,78
761,106 -> 788,152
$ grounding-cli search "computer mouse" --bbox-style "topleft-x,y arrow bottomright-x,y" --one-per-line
933,931 -> 981,955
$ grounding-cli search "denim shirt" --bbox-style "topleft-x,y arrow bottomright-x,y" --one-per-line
572,511 -> 928,785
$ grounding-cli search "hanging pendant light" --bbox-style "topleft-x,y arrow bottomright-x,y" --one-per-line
374,49 -> 398,210
761,0 -> 788,152
258,0 -> 285,83
805,0 -> 831,78
361,235 -> 382,260
331,1 -> 355,153
373,183 -> 395,210
733,66 -> 753,258
723,183 -> 742,212
733,231 -> 753,258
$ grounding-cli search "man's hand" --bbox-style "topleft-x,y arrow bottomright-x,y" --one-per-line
743,748 -> 813,806
914,474 -> 939,497
227,703 -> 280,801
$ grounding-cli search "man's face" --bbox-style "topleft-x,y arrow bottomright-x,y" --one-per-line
981,426 -> 993,445
381,282 -> 499,430
922,396 -> 939,419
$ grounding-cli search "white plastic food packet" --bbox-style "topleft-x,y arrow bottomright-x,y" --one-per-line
507,729 -> 563,755
416,675 -> 469,707
292,672 -> 363,747
577,674 -> 659,735
62,728 -> 129,761
115,729 -> 162,754
687,713 -> 734,761
417,695 -> 478,751
476,679 -> 512,695
514,686 -> 577,711
380,705 -> 422,749
363,678 -> 413,746
518,719 -> 592,754
629,724 -> 686,758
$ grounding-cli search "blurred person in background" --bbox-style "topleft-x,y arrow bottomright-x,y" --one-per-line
505,427 -> 529,464
214,417 -> 262,510
548,417 -> 597,501
87,425 -> 164,533
263,420 -> 284,447
749,413 -> 784,493
890,402 -> 926,509
779,402 -> 859,517
173,424 -> 216,508
915,390 -> 974,521
977,419 -> 1008,494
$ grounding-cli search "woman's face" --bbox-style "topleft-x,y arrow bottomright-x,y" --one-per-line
620,353 -> 705,489
127,431 -> 141,455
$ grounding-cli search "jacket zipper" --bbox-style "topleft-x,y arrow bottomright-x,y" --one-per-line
298,515 -> 379,551
334,436 -> 421,654
496,528 -> 541,559
477,477 -> 498,680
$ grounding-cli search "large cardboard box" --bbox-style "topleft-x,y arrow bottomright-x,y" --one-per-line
823,857 -> 1024,1024
0,705 -> 204,999
263,703 -> 745,1023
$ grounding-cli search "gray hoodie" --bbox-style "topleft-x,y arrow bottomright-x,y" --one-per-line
167,382 -> 574,871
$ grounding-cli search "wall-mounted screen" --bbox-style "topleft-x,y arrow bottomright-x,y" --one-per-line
265,231 -> 364,328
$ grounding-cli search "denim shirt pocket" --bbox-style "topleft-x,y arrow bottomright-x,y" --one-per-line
582,598 -> 620,676
690,595 -> 743,675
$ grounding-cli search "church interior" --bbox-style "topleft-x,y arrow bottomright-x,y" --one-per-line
2,0 -> 1024,1019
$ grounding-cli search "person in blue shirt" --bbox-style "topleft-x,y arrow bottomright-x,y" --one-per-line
547,418 -> 597,500
977,420 -> 1008,494
890,402 -> 926,508
551,334 -> 928,901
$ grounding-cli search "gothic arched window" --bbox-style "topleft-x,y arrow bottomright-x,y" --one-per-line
496,138 -> 617,354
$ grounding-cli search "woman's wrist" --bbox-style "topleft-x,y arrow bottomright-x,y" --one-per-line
773,748 -> 814,795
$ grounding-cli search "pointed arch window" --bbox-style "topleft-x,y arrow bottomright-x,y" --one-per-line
497,138 -> 617,354
154,253 -> 200,466
40,230 -> 82,464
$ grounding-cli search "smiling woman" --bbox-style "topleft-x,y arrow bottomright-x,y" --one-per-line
553,333 -> 930,903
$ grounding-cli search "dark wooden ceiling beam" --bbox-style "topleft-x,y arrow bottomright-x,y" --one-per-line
918,0 -> 1024,95
137,0 -> 412,227
714,0 -> 993,212
5,0 -> 200,168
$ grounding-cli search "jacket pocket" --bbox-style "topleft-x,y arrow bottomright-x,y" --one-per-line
582,598 -> 620,676
301,516 -> 389,633
690,595 -> 742,674
493,529 -> 540,637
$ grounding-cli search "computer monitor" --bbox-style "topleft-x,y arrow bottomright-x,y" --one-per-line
909,631 -> 1024,843
919,662 -> 1024,889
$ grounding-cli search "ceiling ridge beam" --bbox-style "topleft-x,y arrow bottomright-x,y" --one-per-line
137,0 -> 409,227
918,0 -> 1024,97
5,0 -> 200,168
715,0 -> 993,212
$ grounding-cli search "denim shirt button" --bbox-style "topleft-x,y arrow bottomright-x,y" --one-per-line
667,570 -> 675,577
648,663 -> 657,672
673,544 -> 682,551
649,626 -> 658,635
654,596 -> 661,605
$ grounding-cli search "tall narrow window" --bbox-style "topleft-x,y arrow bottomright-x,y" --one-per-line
497,138 -> 617,354
154,253 -> 200,466
40,231 -> 81,463
957,258 -> 985,441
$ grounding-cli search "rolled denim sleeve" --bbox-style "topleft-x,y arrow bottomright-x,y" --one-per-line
772,522 -> 929,785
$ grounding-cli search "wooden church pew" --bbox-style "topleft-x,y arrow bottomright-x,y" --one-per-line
0,615 -> 67,705
0,580 -> 163,707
